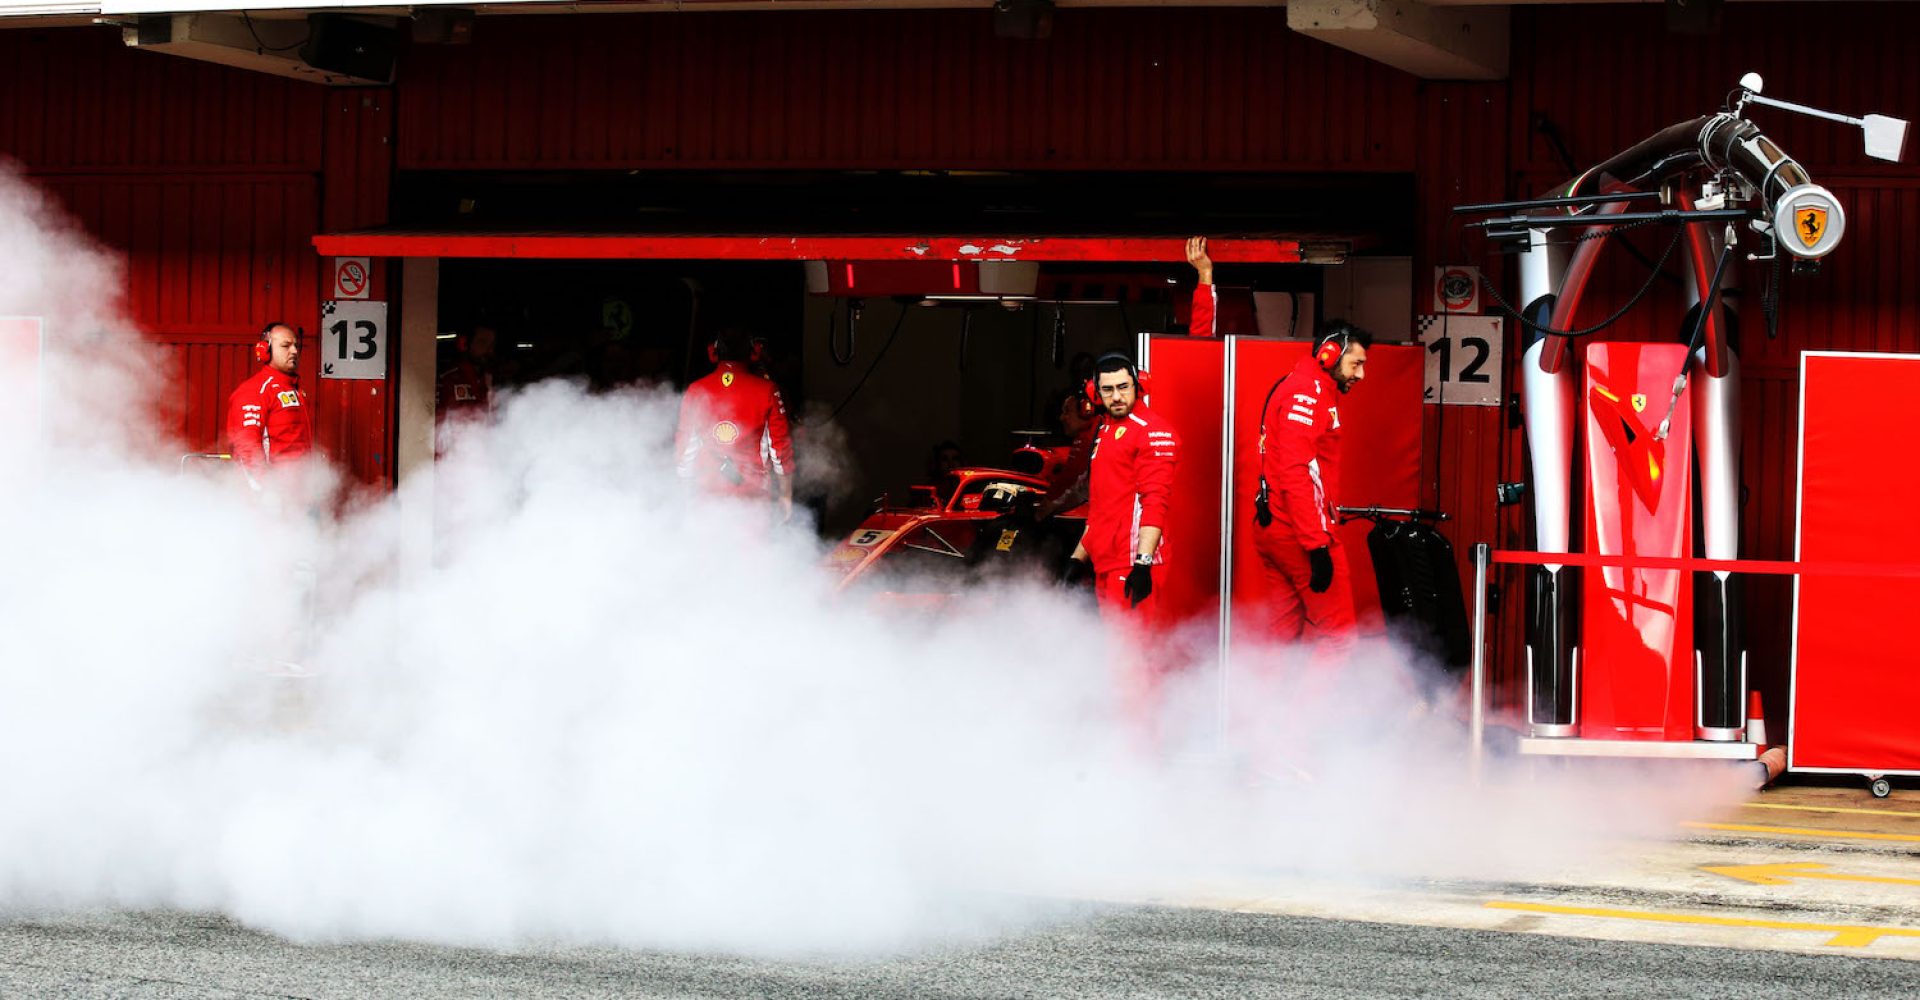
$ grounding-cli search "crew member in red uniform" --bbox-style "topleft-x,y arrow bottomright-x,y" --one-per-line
437,325 -> 495,420
1065,353 -> 1180,620
675,328 -> 796,520
1187,236 -> 1221,339
1034,390 -> 1098,519
1254,320 -> 1370,659
223,321 -> 313,488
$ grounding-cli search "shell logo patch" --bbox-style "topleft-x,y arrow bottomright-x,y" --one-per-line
1114,426 -> 1127,440
712,420 -> 740,444
1796,206 -> 1828,251
277,391 -> 300,407
1631,394 -> 1647,413
721,372 -> 735,388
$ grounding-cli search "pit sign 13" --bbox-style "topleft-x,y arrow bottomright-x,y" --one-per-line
1416,314 -> 1502,406
320,300 -> 387,380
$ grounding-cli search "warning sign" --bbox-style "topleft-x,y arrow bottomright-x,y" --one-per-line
1433,265 -> 1483,315
332,257 -> 371,300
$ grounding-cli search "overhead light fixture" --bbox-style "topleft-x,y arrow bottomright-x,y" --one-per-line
917,294 -> 1038,306
1299,243 -> 1350,266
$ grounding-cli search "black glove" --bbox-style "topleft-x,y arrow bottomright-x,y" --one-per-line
1062,557 -> 1094,587
1307,546 -> 1334,594
1124,562 -> 1154,607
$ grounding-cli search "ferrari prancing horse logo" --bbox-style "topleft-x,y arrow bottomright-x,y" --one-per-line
1796,206 -> 1828,250
1631,393 -> 1647,413
721,372 -> 735,388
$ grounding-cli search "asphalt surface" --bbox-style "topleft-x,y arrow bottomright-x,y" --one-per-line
4,903 -> 1919,1000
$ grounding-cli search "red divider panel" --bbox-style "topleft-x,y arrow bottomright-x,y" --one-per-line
1793,352 -> 1920,774
1228,340 -> 1423,641
1140,336 -> 1226,632
1580,342 -> 1693,741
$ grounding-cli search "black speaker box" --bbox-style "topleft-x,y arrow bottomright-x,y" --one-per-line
300,15 -> 398,84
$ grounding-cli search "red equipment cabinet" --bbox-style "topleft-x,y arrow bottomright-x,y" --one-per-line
1791,352 -> 1920,789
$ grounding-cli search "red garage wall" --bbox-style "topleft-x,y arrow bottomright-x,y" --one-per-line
395,9 -> 1420,172
4,5 -> 1916,724
0,29 -> 392,486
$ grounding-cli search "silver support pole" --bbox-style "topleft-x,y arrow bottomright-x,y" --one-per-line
1217,337 -> 1238,756
1471,542 -> 1490,783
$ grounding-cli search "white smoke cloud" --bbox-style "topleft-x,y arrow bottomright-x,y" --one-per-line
0,165 -> 1752,957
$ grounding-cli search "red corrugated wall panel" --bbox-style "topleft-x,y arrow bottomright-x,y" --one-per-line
1,27 -> 393,485
395,10 -> 1422,172
319,90 -> 397,488
36,173 -> 321,452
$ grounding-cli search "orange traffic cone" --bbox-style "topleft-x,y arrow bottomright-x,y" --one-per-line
1747,691 -> 1787,788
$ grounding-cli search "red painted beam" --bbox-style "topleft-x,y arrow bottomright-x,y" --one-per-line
309,232 -> 1306,264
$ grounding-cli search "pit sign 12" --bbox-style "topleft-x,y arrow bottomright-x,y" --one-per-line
1416,314 -> 1502,406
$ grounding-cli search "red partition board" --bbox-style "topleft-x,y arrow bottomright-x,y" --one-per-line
1581,342 -> 1694,741
1792,352 -> 1920,775
1139,336 -> 1227,633
1227,340 -> 1423,642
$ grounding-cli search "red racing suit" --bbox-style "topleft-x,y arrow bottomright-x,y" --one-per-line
1255,353 -> 1355,655
436,359 -> 491,418
1190,283 -> 1219,339
223,365 -> 314,484
674,362 -> 795,499
1040,425 -> 1095,513
1084,406 -> 1180,615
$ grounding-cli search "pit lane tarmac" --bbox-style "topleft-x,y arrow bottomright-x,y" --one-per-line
1122,783 -> 1920,961
4,787 -> 1919,998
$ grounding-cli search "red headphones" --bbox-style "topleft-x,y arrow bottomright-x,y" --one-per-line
1315,327 -> 1352,370
1085,354 -> 1151,406
254,322 -> 292,366
708,337 -> 768,365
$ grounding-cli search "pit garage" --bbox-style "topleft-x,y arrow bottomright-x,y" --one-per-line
316,168 -> 1416,534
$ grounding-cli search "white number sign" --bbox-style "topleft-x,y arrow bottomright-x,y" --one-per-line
1417,314 -> 1502,407
320,300 -> 388,380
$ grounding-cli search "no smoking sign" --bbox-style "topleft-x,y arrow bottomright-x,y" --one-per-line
332,257 -> 371,300
1433,265 -> 1482,315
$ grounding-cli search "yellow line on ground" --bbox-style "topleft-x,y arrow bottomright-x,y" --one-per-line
1743,801 -> 1920,820
1684,821 -> 1920,844
1485,900 -> 1920,948
1701,861 -> 1920,888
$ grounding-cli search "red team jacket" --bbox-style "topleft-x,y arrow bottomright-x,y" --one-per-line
1084,407 -> 1180,575
223,366 -> 313,479
675,362 -> 796,497
437,360 -> 491,417
1260,353 -> 1343,548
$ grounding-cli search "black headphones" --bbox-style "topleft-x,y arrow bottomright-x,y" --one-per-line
1085,352 -> 1151,404
708,337 -> 768,365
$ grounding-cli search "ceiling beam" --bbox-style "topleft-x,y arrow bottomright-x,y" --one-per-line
1288,0 -> 1509,80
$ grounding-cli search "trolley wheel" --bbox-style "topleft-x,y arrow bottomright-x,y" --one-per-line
1870,777 -> 1892,799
